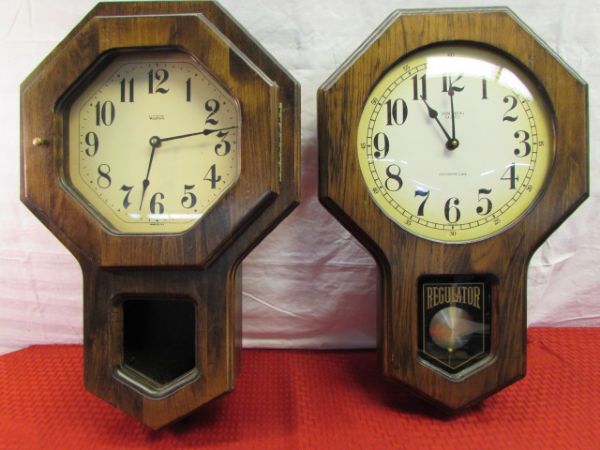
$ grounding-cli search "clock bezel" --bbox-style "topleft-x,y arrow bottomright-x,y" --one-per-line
20,1 -> 301,429
355,41 -> 558,244
59,47 -> 244,236
318,7 -> 588,410
22,13 -> 280,267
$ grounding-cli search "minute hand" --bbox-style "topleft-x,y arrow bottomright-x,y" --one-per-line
158,126 -> 238,144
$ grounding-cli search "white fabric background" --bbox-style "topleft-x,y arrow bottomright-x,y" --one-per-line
0,0 -> 598,355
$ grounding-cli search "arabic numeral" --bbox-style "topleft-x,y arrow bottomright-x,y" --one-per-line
150,192 -> 165,215
205,99 -> 220,125
501,163 -> 519,190
97,164 -> 111,189
415,189 -> 430,216
204,164 -> 221,189
181,185 -> 197,209
412,74 -> 427,100
444,197 -> 461,223
514,130 -> 531,157
476,188 -> 493,216
120,185 -> 134,209
120,78 -> 134,103
148,69 -> 169,94
385,164 -> 403,192
373,132 -> 390,159
215,131 -> 231,156
95,101 -> 115,126
385,98 -> 408,126
84,132 -> 99,156
503,95 -> 518,122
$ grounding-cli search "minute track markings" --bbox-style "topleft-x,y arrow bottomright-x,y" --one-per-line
359,46 -> 551,241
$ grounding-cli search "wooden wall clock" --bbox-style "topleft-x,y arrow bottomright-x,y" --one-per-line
318,8 -> 588,410
20,1 -> 300,428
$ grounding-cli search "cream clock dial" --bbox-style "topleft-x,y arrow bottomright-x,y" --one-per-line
357,44 -> 554,243
67,51 -> 240,234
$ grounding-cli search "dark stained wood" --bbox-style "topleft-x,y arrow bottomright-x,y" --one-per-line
318,8 -> 588,411
21,2 -> 300,429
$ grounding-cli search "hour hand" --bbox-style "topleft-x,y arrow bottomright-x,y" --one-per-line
421,98 -> 453,145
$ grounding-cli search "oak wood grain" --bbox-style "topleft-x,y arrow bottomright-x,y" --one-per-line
319,7 -> 588,411
21,1 -> 300,429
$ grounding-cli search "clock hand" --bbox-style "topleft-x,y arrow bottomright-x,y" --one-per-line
156,126 -> 238,145
137,127 -> 236,211
447,86 -> 460,150
421,98 -> 455,149
139,139 -> 159,211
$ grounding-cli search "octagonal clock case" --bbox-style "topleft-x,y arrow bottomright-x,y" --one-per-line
21,1 -> 300,429
318,8 -> 588,410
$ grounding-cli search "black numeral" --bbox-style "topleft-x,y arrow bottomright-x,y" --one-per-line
513,130 -> 531,157
444,197 -> 461,223
476,188 -> 493,216
205,99 -> 220,125
150,192 -> 165,215
204,164 -> 222,189
415,189 -> 430,216
120,185 -> 134,209
373,132 -> 390,159
385,164 -> 403,192
501,163 -> 519,190
186,78 -> 192,102
181,184 -> 197,209
482,78 -> 488,100
148,69 -> 169,94
412,74 -> 427,100
503,95 -> 518,122
84,132 -> 99,156
215,131 -> 232,156
385,99 -> 408,126
97,164 -> 112,189
442,75 -> 464,92
95,101 -> 115,126
120,78 -> 134,102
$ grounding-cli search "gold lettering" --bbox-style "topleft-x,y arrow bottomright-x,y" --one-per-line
426,287 -> 434,309
425,284 -> 483,310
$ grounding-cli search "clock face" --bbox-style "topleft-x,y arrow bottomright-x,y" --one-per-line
357,44 -> 555,243
66,51 -> 240,234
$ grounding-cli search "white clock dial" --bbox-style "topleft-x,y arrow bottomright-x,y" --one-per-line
357,45 -> 554,243
67,51 -> 241,234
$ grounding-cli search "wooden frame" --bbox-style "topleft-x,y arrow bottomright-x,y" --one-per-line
318,8 -> 587,410
21,1 -> 300,428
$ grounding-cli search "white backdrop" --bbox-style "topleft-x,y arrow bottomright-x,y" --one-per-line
1,0 -> 598,355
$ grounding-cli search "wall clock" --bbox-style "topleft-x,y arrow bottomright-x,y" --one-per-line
319,8 -> 588,410
21,2 -> 300,428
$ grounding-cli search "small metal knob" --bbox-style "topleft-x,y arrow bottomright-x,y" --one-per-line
32,137 -> 49,146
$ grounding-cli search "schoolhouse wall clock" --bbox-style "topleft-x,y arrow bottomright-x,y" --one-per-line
21,1 -> 300,428
318,8 -> 588,410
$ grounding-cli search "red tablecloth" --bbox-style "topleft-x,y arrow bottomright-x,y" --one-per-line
1,328 -> 599,449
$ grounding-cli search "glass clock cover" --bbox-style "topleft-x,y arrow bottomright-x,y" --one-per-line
357,44 -> 554,243
66,51 -> 241,234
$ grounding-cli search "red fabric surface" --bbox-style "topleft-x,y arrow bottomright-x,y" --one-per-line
1,328 -> 599,449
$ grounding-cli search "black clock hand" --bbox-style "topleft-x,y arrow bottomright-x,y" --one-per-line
156,126 -> 238,145
447,86 -> 460,150
421,98 -> 454,147
139,139 -> 159,211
